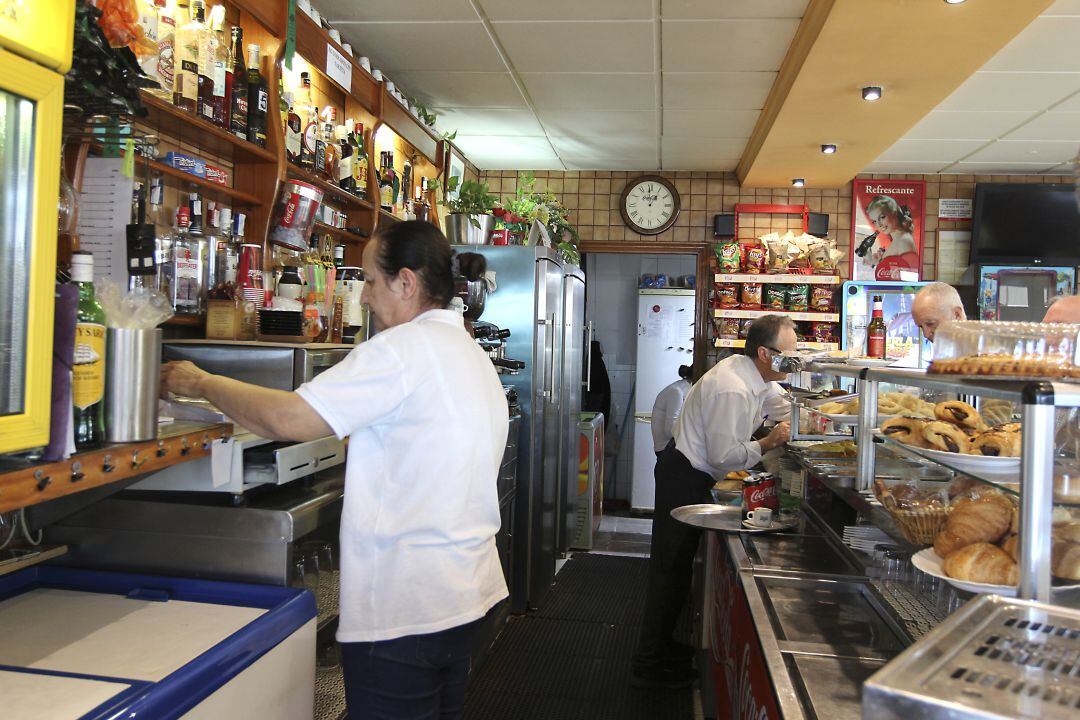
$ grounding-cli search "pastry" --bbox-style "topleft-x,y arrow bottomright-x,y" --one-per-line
935,401 -> 988,431
1056,521 -> 1080,544
1000,534 -> 1019,562
994,422 -> 1022,434
880,417 -> 930,448
980,399 -> 1015,427
971,430 -> 1021,457
1055,474 -> 1080,504
923,421 -> 971,454
934,493 -> 1014,557
1052,540 -> 1080,581
943,542 -> 1019,585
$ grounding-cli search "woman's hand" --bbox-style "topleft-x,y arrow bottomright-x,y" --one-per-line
160,361 -> 212,399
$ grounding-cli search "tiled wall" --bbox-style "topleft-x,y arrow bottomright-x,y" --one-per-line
479,170 -> 1072,281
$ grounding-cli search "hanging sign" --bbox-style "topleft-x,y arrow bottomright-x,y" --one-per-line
850,179 -> 926,281
326,44 -> 352,93
284,0 -> 296,69
938,198 -> 973,220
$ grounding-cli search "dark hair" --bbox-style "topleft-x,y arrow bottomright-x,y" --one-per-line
373,220 -> 455,306
678,364 -> 693,379
745,314 -> 795,359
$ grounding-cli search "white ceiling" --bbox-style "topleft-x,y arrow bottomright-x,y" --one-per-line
325,0 -> 1080,175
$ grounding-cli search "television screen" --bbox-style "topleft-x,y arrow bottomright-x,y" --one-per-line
971,183 -> 1080,263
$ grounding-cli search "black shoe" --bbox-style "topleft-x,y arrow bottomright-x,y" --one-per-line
630,663 -> 696,690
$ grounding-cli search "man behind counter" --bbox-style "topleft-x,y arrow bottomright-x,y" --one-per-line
632,315 -> 794,689
912,282 -> 966,342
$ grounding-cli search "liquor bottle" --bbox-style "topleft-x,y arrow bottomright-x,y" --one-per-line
867,295 -> 886,359
284,93 -> 302,164
170,196 -> 208,315
195,3 -> 219,122
313,118 -> 328,176
333,244 -> 345,268
351,121 -> 368,196
206,5 -> 229,127
147,0 -> 175,99
379,152 -> 396,212
148,176 -> 172,297
246,44 -> 268,147
173,0 -> 206,114
227,26 -> 247,140
322,122 -> 339,183
298,74 -> 318,168
336,124 -> 354,192
71,251 -> 107,450
135,0 -> 163,86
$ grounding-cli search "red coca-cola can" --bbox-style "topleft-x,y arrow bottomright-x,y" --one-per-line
742,474 -> 779,519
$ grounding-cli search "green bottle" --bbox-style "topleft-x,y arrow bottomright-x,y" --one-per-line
71,251 -> 107,449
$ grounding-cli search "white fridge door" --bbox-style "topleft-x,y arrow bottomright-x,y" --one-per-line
635,290 -> 695,414
631,414 -> 658,510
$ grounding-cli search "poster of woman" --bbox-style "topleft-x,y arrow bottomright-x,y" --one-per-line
850,179 -> 925,281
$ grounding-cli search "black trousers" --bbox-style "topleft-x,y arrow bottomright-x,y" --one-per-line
635,442 -> 714,667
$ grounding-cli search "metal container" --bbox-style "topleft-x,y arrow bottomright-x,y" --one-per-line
104,327 -> 162,442
456,278 -> 487,320
269,180 -> 324,251
444,213 -> 494,245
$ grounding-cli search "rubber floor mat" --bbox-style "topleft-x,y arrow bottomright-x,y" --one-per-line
463,553 -> 693,720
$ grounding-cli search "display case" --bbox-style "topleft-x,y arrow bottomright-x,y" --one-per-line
928,319 -> 1080,379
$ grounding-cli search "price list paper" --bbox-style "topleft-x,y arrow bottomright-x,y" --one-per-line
75,158 -> 135,285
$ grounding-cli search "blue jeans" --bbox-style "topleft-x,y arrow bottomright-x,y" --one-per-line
340,614 -> 486,720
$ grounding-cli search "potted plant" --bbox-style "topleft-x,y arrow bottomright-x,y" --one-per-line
432,177 -> 498,245
490,208 -> 529,245
504,173 -> 581,264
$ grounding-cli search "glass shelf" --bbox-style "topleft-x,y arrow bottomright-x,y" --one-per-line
873,431 -> 1022,498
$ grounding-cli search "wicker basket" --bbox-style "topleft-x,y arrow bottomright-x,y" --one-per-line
886,505 -> 951,546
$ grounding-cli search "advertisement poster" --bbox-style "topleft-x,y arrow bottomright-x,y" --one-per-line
850,179 -> 925,281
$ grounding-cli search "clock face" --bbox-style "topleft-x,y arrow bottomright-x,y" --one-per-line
620,176 -> 680,235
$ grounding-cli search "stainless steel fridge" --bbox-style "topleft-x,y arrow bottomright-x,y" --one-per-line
461,246 -> 584,612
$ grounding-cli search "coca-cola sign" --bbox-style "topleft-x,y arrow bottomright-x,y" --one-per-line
850,178 -> 925,282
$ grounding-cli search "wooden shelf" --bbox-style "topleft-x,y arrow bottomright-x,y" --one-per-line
163,314 -> 205,327
294,11 -> 380,114
379,87 -> 440,164
714,338 -> 839,351
379,209 -> 401,224
313,222 -> 367,244
286,164 -> 374,211
150,158 -> 263,206
140,91 -> 278,163
713,273 -> 841,285
0,421 -> 233,514
714,308 -> 840,323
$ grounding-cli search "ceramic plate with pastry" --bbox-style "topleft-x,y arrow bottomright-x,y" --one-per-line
811,391 -> 934,424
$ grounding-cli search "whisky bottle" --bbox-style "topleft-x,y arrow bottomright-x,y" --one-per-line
227,26 -> 247,140
351,121 -> 368,196
336,124 -> 354,192
246,44 -> 268,146
322,122 -> 338,182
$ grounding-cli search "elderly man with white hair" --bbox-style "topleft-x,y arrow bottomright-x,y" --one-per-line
1044,294 -> 1080,323
912,282 -> 966,342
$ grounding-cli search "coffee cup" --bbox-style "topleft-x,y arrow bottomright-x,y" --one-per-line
745,508 -> 773,528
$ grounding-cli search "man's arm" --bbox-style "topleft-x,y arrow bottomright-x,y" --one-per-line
162,361 -> 333,441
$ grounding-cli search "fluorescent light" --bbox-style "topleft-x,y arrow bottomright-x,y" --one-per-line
821,144 -> 837,154
792,178 -> 805,188
862,86 -> 883,101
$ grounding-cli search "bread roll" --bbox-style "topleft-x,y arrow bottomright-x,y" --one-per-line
943,542 -> 1019,585
1052,540 -> 1080,581
934,494 -> 1014,557
1000,534 -> 1019,562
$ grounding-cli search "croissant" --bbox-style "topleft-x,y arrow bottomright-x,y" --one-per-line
1052,540 -> 1080,581
944,542 -> 1019,585
933,494 -> 1014,557
1000,533 -> 1019,562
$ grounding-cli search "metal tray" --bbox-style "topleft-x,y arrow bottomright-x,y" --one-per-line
742,533 -> 864,577
670,504 -> 799,534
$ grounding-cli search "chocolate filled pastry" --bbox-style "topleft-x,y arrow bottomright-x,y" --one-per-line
934,401 -> 987,431
923,421 -> 971,454
971,430 -> 1021,457
880,417 -> 930,448
994,422 -> 1022,434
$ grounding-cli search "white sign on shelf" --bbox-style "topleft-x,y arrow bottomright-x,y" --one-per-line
326,45 -> 352,93
938,198 -> 972,220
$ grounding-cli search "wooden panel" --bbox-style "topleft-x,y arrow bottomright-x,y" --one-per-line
380,89 -> 439,164
231,0 -> 286,37
294,12 -> 379,114
140,91 -> 276,163
149,158 -> 263,206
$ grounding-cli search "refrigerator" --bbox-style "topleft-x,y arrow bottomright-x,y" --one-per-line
976,264 -> 1076,321
460,246 -> 584,612
631,289 -> 696,511
841,280 -> 932,368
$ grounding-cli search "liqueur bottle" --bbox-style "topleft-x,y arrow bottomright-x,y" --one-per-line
322,122 -> 339,182
71,252 -> 107,449
351,121 -> 368,196
173,0 -> 206,114
227,26 -> 247,140
336,124 -> 354,192
246,44 -> 268,146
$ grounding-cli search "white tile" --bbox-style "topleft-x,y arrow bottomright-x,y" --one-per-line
663,109 -> 758,138
904,111 -> 1034,141
523,73 -> 656,110
322,0 -> 476,21
860,162 -> 952,174
983,17 -> 1080,73
390,71 -> 524,108
963,139 -> 1080,164
662,0 -> 809,19
540,110 -> 657,136
935,72 -> 1080,112
663,72 -> 776,109
430,108 -> 544,136
877,138 -> 988,163
1004,112 -> 1080,142
496,21 -> 655,73
661,137 -> 746,170
948,161 -> 1064,175
662,19 -> 799,72
550,134 -> 659,170
1046,89 -> 1080,112
337,22 -> 504,72
454,135 -> 564,170
484,0 -> 654,20
1046,0 -> 1080,13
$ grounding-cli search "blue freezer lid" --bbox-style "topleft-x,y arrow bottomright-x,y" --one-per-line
0,566 -> 315,720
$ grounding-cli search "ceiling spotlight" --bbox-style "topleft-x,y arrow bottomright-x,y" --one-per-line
821,144 -> 837,154
944,0 -> 967,4
792,178 -> 805,188
862,86 -> 883,101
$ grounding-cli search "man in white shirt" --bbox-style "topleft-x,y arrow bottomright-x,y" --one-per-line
650,365 -> 693,454
912,282 -> 966,342
632,315 -> 794,689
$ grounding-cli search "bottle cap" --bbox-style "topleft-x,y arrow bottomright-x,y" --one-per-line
71,251 -> 94,282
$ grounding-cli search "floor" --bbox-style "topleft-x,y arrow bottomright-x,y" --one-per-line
590,513 -> 653,556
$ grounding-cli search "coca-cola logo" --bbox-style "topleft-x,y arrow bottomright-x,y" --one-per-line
747,486 -> 776,504
864,184 -> 915,195
281,194 -> 299,226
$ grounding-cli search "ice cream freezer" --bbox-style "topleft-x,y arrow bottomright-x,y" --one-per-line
0,565 -> 316,719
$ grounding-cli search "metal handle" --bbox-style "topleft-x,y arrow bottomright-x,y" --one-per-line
584,321 -> 594,391
544,313 -> 556,400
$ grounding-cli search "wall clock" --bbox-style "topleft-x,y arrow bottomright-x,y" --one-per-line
619,175 -> 681,235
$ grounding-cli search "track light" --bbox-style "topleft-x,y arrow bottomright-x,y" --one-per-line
862,86 -> 882,101
821,144 -> 837,154
792,178 -> 805,188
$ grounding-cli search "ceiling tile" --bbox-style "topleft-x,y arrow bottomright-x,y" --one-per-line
982,17 -> 1080,72
663,109 -> 759,138
430,108 -> 544,136
321,0 -> 476,22
661,137 -> 746,171
663,72 -> 776,110
861,162 -> 951,174
1005,112 -> 1080,142
935,72 -> 1080,112
878,139 -> 989,163
494,21 -> 655,72
522,73 -> 655,110
1047,89 -> 1080,112
538,110 -> 657,136
390,71 -> 524,108
1046,0 -> 1080,13
963,139 -> 1080,164
337,23 -> 503,72
949,161 -> 1064,175
904,111 -> 1034,140
454,135 -> 564,170
483,0 -> 654,21
551,135 -> 659,170
662,19 -> 799,72
662,0 -> 808,19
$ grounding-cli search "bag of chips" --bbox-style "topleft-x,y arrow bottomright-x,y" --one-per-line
741,282 -> 763,309
716,242 -> 740,273
716,283 -> 739,308
810,286 -> 834,313
718,317 -> 740,339
742,243 -> 767,273
786,284 -> 809,312
739,319 -> 754,339
764,284 -> 786,310
809,322 -> 836,343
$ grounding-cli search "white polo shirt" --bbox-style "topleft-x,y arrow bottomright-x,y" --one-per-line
297,309 -> 510,642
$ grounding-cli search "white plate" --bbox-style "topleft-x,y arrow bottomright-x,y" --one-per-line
911,548 -> 1018,596
741,517 -> 800,533
897,441 -> 1020,477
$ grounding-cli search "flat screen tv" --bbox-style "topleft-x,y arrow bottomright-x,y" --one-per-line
971,183 -> 1080,265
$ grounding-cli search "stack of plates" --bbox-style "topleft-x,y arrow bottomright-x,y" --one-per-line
258,309 -> 304,337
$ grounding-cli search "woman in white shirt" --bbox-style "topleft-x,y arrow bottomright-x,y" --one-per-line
650,365 -> 692,454
161,221 -> 509,719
